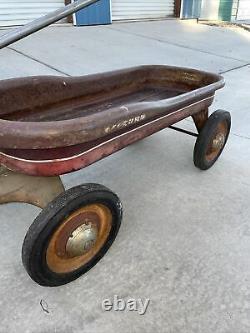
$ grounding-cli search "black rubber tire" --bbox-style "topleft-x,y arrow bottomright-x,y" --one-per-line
193,110 -> 231,170
22,183 -> 123,287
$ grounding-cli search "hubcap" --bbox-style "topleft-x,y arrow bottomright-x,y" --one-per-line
212,133 -> 225,150
205,120 -> 228,162
66,222 -> 98,257
46,204 -> 112,274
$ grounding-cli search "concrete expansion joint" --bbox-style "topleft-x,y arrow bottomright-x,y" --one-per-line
219,63 -> 250,74
7,46 -> 72,77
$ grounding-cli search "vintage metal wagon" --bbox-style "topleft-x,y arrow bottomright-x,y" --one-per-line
0,0 -> 231,286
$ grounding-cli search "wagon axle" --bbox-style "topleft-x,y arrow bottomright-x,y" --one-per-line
168,125 -> 199,137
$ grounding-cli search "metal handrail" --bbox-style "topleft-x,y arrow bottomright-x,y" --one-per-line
0,0 -> 100,49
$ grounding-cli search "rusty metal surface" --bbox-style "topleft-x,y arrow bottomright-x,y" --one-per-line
0,65 -> 224,149
0,65 -> 224,176
0,96 -> 214,176
0,167 -> 65,208
192,108 -> 209,132
46,204 -> 112,274
205,120 -> 229,162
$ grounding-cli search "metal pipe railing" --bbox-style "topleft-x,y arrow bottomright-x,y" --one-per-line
0,0 -> 100,49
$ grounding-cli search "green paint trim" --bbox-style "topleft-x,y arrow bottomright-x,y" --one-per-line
218,0 -> 233,21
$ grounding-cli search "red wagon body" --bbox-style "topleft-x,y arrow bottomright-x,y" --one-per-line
0,65 -> 224,176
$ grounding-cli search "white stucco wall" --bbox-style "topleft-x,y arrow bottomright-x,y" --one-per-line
237,0 -> 250,20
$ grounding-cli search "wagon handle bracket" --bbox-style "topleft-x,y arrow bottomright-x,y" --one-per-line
0,167 -> 65,209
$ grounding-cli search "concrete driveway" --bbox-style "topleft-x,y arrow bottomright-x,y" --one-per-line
0,20 -> 250,333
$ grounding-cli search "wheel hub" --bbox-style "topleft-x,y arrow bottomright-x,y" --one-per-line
212,133 -> 225,150
46,203 -> 113,274
66,222 -> 98,258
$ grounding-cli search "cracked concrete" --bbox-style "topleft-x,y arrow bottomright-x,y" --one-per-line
0,19 -> 250,333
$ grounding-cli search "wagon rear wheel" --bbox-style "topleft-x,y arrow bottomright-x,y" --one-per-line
193,110 -> 231,170
22,184 -> 123,287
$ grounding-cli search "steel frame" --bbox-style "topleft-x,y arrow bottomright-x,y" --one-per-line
0,167 -> 65,209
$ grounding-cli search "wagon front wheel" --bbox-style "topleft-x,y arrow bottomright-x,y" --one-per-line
22,184 -> 123,287
193,110 -> 231,170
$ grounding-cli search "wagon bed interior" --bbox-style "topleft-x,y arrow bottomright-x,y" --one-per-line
3,87 -> 185,122
0,66 -> 218,123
